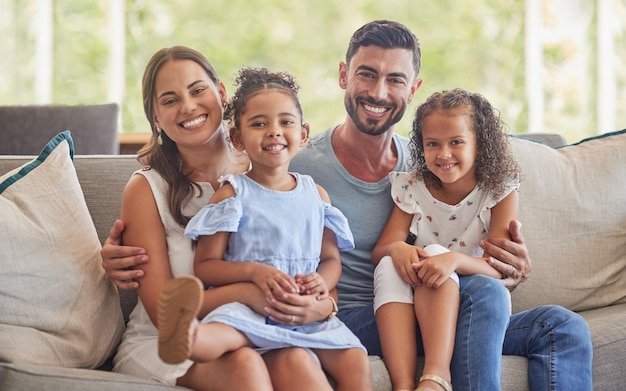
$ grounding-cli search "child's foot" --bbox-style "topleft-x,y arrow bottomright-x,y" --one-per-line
416,374 -> 453,391
157,275 -> 203,364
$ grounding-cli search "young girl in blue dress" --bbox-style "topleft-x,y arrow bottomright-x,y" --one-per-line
157,67 -> 372,391
371,88 -> 520,391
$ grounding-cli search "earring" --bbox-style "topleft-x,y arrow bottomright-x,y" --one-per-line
156,128 -> 163,146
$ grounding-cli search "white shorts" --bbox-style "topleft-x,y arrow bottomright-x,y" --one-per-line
373,244 -> 460,313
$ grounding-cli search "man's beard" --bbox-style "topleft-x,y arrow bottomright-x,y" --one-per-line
344,95 -> 406,136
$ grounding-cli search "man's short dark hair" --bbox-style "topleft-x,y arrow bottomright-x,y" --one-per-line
346,20 -> 421,79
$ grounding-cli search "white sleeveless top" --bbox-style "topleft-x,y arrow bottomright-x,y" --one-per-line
112,167 -> 213,385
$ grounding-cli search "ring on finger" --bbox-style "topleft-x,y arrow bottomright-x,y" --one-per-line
290,315 -> 295,324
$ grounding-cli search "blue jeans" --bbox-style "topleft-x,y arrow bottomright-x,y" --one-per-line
338,274 -> 592,391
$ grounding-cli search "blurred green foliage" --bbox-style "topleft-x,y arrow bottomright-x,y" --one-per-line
1,0 -> 624,142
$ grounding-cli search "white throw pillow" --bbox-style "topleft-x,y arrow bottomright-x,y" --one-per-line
0,131 -> 124,367
511,130 -> 626,313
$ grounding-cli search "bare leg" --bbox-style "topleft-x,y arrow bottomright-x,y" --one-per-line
190,322 -> 253,362
413,279 -> 459,390
316,348 -> 373,391
376,302 -> 417,390
177,347 -> 273,391
264,347 -> 333,391
157,275 -> 252,364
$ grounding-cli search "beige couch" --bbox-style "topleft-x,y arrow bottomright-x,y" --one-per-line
1,130 -> 625,390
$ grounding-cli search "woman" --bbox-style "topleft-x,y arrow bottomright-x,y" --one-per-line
111,46 -> 336,391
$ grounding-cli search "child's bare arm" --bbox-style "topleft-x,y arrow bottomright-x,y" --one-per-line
481,191 -> 519,279
297,224 -> 341,298
302,185 -> 343,299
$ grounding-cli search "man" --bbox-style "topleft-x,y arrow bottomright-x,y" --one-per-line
103,20 -> 592,390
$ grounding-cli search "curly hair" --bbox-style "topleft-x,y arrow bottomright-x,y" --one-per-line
409,88 -> 520,198
224,67 -> 303,133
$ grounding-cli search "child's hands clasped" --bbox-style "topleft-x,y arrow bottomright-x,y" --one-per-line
412,252 -> 458,288
388,242 -> 430,286
295,272 -> 329,299
252,264 -> 299,299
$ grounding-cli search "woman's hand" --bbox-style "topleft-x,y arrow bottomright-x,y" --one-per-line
101,219 -> 148,289
263,291 -> 334,326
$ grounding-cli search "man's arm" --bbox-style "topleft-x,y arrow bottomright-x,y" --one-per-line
481,219 -> 531,290
101,219 -> 149,289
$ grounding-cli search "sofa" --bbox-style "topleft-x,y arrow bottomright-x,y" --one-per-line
1,129 -> 625,390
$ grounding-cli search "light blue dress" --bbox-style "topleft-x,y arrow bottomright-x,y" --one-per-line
185,173 -> 366,353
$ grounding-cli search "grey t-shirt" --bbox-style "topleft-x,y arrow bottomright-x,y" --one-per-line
290,127 -> 410,310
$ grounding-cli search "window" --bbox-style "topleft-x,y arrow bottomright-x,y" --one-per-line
2,0 -> 624,143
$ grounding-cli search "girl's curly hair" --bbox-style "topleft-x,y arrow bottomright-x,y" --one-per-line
223,67 -> 303,131
409,88 -> 520,198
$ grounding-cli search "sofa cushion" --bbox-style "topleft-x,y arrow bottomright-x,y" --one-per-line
578,304 -> 626,389
0,131 -> 124,367
511,129 -> 626,313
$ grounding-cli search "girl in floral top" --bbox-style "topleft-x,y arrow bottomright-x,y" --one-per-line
371,88 -> 520,391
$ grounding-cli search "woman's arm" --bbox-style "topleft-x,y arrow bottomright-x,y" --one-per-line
119,175 -> 174,326
100,219 -> 148,289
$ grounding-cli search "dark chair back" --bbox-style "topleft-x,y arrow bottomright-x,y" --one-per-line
0,104 -> 119,155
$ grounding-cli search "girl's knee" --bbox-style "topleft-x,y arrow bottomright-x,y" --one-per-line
227,347 -> 266,372
271,347 -> 321,372
374,256 -> 413,312
268,348 -> 331,391
374,255 -> 395,278
337,349 -> 373,390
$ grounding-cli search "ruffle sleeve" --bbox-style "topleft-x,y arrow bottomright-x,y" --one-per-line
477,179 -> 520,227
184,197 -> 242,240
389,171 -> 421,215
323,203 -> 355,252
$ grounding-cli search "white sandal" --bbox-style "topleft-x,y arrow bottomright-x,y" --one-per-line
415,374 -> 453,391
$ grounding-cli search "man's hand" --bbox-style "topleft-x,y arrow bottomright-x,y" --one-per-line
481,220 -> 531,291
101,219 -> 148,289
